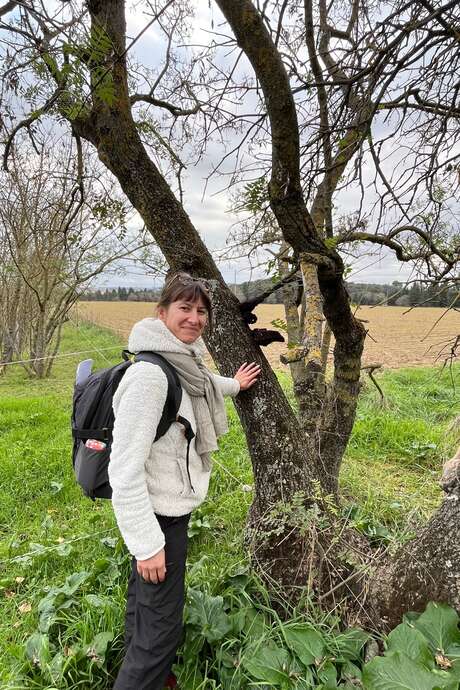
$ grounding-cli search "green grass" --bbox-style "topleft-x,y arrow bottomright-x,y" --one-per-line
342,365 -> 460,532
0,322 -> 459,688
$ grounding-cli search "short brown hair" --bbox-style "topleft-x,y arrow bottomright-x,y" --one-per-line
157,272 -> 213,329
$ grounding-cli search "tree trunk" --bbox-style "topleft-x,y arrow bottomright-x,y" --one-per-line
321,323 -> 332,374
277,246 -> 310,412
215,0 -> 460,626
373,450 -> 460,629
373,492 -> 460,631
30,307 -> 47,378
297,259 -> 327,437
78,0 -> 318,592
77,0 -> 370,601
215,0 -> 366,495
0,276 -> 22,374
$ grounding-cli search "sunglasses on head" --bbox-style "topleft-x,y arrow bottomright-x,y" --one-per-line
167,272 -> 210,292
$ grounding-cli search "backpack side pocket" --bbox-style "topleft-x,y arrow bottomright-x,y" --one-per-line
74,441 -> 112,499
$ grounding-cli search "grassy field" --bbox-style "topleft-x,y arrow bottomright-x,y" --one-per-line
76,301 -> 460,370
0,321 -> 459,688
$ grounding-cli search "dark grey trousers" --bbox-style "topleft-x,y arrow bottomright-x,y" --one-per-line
113,514 -> 190,690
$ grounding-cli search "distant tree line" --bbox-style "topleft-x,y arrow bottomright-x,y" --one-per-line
81,287 -> 162,302
82,279 -> 459,307
347,281 -> 459,307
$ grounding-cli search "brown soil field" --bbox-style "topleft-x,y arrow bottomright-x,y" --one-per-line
75,301 -> 460,370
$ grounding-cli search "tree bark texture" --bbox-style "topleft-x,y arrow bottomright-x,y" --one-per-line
297,258 -> 327,438
373,449 -> 460,628
278,246 -> 310,415
373,493 -> 460,630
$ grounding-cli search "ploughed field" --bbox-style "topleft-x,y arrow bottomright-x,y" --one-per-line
76,301 -> 460,369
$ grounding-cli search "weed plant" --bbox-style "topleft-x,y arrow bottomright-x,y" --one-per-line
0,323 -> 459,688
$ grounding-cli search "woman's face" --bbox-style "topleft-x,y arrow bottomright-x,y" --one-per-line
158,297 -> 208,344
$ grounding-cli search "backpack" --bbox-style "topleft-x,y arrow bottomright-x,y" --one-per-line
71,350 -> 194,500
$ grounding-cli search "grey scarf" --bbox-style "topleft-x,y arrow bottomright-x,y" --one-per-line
154,348 -> 229,470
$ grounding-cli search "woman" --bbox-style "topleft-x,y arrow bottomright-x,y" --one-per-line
109,273 -> 260,690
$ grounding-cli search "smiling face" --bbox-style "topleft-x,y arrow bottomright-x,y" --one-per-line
158,297 -> 208,344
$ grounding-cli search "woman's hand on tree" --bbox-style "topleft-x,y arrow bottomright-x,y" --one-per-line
137,549 -> 166,583
234,362 -> 261,391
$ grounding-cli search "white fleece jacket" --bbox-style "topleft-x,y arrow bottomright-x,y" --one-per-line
109,318 -> 240,561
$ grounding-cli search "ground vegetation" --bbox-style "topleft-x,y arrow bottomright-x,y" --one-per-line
0,0 -> 459,624
0,323 -> 459,688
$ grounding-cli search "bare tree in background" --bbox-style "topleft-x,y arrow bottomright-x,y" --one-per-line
0,136 -> 157,377
1,0 -> 459,627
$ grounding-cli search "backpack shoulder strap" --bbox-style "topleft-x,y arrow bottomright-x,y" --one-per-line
134,351 -> 196,493
134,351 -> 182,441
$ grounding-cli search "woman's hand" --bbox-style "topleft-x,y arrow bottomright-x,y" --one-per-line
137,549 -> 166,583
234,362 -> 261,391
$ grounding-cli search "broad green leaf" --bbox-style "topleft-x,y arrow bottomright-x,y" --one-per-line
386,623 -> 433,667
181,628 -> 205,664
446,645 -> 460,662
85,631 -> 114,665
219,663 -> 247,690
330,628 -> 370,661
242,644 -> 291,685
317,660 -> 337,685
56,542 -> 72,557
224,573 -> 251,592
216,647 -> 237,668
62,571 -> 90,595
38,595 -> 78,632
37,594 -> 59,633
413,603 -> 460,654
228,608 -> 247,634
48,652 -> 65,684
92,558 -> 112,573
186,589 -> 232,643
37,573 -> 87,632
446,659 -> 460,681
403,610 -> 421,625
97,561 -> 120,585
187,555 -> 208,580
363,651 -> 456,689
341,660 -> 362,682
243,607 -> 268,639
25,632 -> 51,668
284,624 -> 325,667
85,594 -> 112,608
28,542 -> 47,556
291,669 -> 315,689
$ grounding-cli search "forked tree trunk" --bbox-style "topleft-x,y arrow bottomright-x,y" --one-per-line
215,0 -> 460,623
77,0 -> 319,591
61,0 -> 459,623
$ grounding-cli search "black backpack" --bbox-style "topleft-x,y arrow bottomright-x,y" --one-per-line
71,351 -> 194,500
